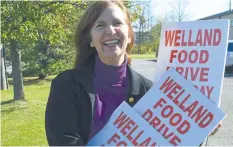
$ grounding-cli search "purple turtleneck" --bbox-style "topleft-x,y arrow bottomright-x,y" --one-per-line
89,56 -> 129,139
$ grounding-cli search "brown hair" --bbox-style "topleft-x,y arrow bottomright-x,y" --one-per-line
74,0 -> 134,69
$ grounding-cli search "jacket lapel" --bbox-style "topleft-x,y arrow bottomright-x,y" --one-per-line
126,65 -> 148,106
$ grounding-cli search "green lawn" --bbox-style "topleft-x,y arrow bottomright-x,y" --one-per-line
130,53 -> 156,59
1,76 -> 55,146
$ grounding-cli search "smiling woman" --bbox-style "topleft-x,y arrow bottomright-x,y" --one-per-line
45,0 -> 152,146
90,5 -> 131,65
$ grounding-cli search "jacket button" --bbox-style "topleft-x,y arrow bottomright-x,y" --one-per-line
129,97 -> 134,103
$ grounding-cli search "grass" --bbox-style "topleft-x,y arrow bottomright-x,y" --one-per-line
1,76 -> 55,146
130,53 -> 156,59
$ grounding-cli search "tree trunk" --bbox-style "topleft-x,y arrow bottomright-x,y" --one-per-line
10,40 -> 25,100
138,28 -> 141,54
1,44 -> 8,90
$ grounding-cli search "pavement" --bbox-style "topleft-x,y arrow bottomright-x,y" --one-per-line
131,59 -> 233,146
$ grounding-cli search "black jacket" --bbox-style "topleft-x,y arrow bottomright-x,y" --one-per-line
45,64 -> 153,146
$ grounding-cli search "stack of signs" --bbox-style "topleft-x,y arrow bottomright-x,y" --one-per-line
88,20 -> 228,146
133,68 -> 226,146
154,19 -> 230,106
87,101 -> 172,146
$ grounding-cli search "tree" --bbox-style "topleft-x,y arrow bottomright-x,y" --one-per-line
1,44 -> 9,90
1,1 -> 141,100
1,1 -> 87,100
21,1 -> 88,78
169,0 -> 190,22
132,1 -> 154,54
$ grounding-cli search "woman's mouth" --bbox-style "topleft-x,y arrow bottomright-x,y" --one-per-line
103,39 -> 120,47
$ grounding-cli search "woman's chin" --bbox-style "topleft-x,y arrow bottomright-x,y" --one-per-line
103,52 -> 121,58
102,48 -> 123,58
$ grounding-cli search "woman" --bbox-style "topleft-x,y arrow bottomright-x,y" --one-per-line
45,0 -> 221,146
45,1 -> 152,146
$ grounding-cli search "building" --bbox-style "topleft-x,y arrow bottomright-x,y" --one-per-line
199,10 -> 233,40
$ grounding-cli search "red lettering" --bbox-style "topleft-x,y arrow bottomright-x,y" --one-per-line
116,141 -> 127,146
161,105 -> 173,118
120,120 -> 135,136
177,120 -> 190,134
200,68 -> 209,82
107,133 -> 120,144
191,105 -> 208,123
173,89 -> 185,105
181,30 -> 187,46
188,30 -> 194,46
142,109 -> 153,121
138,137 -> 152,146
189,50 -> 198,63
149,116 -> 161,128
160,77 -> 176,93
177,50 -> 187,63
207,86 -> 214,98
184,101 -> 199,117
162,127 -> 175,139
199,50 -> 209,64
167,83 -> 182,100
126,125 -> 138,141
131,130 -> 144,146
195,29 -> 203,46
198,112 -> 214,128
174,30 -> 182,46
213,29 -> 221,46
190,67 -> 200,81
153,98 -> 167,109
170,135 -> 181,146
170,113 -> 182,126
204,29 -> 213,46
176,67 -> 184,75
165,30 -> 176,46
178,94 -> 191,110
170,50 -> 178,63
114,112 -> 130,129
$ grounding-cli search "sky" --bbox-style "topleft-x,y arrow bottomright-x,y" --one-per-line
150,0 -> 233,21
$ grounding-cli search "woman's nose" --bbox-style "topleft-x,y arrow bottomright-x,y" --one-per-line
105,25 -> 116,35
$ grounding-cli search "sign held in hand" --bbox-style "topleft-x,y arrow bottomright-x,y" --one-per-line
134,68 -> 226,146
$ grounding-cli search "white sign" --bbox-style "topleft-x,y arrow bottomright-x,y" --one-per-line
87,102 -> 172,146
134,68 -> 226,146
154,20 -> 230,106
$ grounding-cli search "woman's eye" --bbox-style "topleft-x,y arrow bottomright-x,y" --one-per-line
96,24 -> 105,28
114,22 -> 123,26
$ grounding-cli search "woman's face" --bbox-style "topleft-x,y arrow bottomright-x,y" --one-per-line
90,4 -> 131,64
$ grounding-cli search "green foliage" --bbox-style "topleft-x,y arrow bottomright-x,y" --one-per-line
1,1 -> 144,77
1,1 -> 87,77
130,54 -> 156,59
132,22 -> 162,54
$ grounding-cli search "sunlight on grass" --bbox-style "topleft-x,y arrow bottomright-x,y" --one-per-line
131,54 -> 156,59
1,76 -> 55,146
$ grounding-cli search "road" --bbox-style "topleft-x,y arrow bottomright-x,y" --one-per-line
131,59 -> 233,146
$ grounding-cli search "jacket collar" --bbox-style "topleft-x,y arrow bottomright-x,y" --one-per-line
73,62 -> 147,97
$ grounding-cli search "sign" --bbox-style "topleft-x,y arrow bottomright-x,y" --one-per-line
87,102 -> 172,146
134,68 -> 226,146
154,20 -> 230,106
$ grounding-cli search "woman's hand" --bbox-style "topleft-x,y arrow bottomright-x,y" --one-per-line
210,121 -> 222,135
